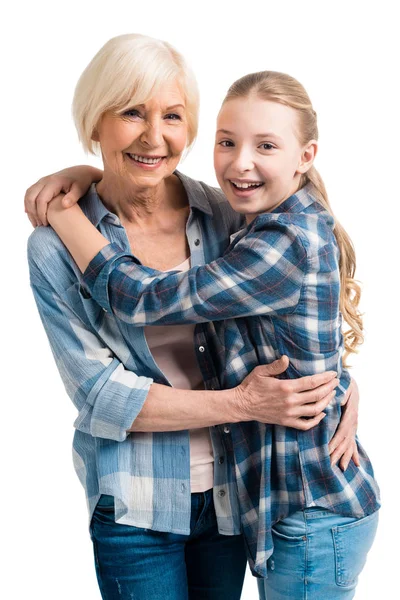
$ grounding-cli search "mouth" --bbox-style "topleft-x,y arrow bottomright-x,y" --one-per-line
229,180 -> 264,197
126,153 -> 166,169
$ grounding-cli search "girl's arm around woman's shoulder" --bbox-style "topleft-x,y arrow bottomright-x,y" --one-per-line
81,213 -> 310,326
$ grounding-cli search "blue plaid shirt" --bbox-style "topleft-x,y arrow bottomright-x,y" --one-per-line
28,172 -> 244,537
82,183 -> 380,577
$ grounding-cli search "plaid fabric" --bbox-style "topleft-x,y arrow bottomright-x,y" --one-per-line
28,172 -> 243,536
82,183 -> 380,576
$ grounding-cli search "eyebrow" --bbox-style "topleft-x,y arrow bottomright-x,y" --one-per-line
216,129 -> 283,141
166,104 -> 185,110
135,103 -> 185,111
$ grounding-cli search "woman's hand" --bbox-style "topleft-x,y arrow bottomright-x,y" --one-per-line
24,165 -> 103,228
328,378 -> 360,471
234,356 -> 339,430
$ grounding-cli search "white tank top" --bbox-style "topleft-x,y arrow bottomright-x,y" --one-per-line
144,258 -> 214,493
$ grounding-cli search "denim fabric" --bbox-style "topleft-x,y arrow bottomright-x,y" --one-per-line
257,507 -> 379,599
89,489 -> 247,599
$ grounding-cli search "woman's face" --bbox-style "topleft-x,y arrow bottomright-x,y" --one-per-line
95,81 -> 189,190
214,95 -> 315,222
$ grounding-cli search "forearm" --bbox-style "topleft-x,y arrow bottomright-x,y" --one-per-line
47,200 -> 109,272
130,383 -> 239,432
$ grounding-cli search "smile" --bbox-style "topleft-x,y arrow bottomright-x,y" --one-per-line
230,181 -> 264,189
127,153 -> 165,164
228,180 -> 264,198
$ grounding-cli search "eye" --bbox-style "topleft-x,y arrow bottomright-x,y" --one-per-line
218,140 -> 234,147
165,113 -> 182,120
122,108 -> 141,118
259,142 -> 275,151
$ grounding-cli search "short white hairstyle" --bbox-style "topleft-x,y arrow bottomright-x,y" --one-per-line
72,33 -> 199,155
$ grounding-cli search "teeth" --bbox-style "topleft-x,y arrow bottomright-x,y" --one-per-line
129,154 -> 163,164
232,181 -> 263,189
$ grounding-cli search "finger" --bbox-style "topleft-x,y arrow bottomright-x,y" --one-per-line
328,425 -> 346,454
259,355 -> 289,378
330,437 -> 350,466
290,370 -> 337,393
339,445 -> 354,472
295,391 -> 335,418
27,214 -> 39,228
352,445 -> 361,467
24,182 -> 45,222
36,187 -> 65,226
293,412 -> 326,431
297,379 -> 339,406
62,182 -> 82,207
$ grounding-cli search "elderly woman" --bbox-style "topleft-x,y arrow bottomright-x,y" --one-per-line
27,34 -> 360,600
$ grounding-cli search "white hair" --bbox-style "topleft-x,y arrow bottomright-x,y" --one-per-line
72,33 -> 199,154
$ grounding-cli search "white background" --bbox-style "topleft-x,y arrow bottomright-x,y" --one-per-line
2,1 -> 399,598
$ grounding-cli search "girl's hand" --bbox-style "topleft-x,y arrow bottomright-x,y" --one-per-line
24,165 -> 103,228
328,378 -> 361,471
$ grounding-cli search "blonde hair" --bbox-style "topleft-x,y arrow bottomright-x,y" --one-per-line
72,33 -> 199,155
223,71 -> 363,364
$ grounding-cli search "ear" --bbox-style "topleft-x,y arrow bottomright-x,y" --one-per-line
91,128 -> 100,142
296,140 -> 318,175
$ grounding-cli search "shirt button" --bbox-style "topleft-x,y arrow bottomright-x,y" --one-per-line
218,490 -> 226,498
194,239 -> 200,246
198,346 -> 205,353
218,456 -> 225,465
223,426 -> 230,434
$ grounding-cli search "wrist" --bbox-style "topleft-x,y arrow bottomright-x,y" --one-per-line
48,200 -> 81,226
229,385 -> 250,423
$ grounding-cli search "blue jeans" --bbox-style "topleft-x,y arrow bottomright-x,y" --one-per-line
89,489 -> 247,599
258,508 -> 379,600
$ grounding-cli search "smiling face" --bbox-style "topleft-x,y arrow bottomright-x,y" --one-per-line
214,94 -> 317,222
94,81 -> 188,192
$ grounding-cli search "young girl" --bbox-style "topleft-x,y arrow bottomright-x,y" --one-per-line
29,71 -> 380,598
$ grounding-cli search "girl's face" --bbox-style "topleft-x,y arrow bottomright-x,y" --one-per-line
214,95 -> 316,222
95,81 -> 188,190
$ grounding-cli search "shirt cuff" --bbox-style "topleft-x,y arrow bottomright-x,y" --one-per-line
82,242 -> 128,312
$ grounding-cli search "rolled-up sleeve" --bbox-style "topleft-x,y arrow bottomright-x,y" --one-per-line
29,268 -> 152,442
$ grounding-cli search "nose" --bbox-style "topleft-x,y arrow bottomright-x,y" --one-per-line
230,146 -> 254,173
140,120 -> 163,148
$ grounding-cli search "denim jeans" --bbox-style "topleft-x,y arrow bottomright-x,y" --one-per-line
89,489 -> 247,599
257,507 -> 379,600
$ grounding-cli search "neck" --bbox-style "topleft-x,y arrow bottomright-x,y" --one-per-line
96,172 -> 188,227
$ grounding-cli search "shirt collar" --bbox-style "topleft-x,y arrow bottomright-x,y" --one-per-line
79,183 -> 117,228
174,170 -> 213,215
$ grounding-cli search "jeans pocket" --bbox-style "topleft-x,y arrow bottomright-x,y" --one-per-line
95,494 -> 115,513
271,527 -> 306,543
332,511 -> 379,587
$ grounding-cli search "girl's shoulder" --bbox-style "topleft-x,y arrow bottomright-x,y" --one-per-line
251,201 -> 337,258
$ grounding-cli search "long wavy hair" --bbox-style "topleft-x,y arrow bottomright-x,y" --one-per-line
223,71 -> 363,364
